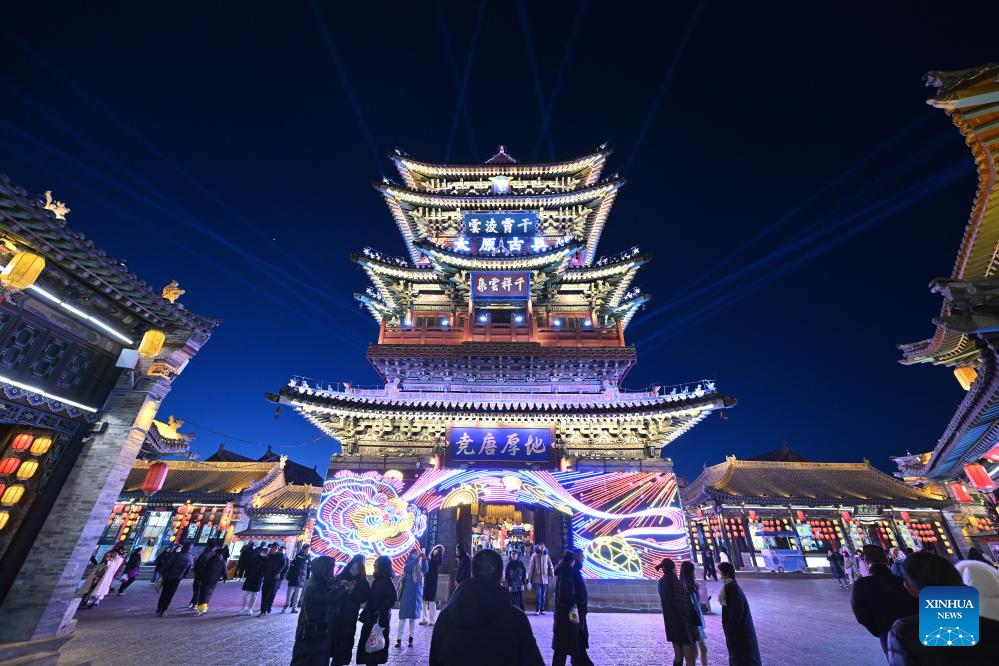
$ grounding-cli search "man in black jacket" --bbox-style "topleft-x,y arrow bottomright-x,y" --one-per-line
851,544 -> 917,655
430,549 -> 543,666
282,543 -> 311,613
156,543 -> 195,616
235,541 -> 256,580
887,551 -> 999,665
258,542 -> 286,615
570,548 -> 595,666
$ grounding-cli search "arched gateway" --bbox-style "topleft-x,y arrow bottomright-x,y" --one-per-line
269,147 -> 734,582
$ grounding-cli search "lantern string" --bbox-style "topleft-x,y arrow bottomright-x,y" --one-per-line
181,419 -> 325,452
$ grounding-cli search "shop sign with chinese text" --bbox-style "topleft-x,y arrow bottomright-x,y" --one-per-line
456,211 -> 547,254
446,426 -> 554,466
470,271 -> 530,300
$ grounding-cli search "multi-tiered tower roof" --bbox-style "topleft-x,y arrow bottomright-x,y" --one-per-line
271,146 -> 732,460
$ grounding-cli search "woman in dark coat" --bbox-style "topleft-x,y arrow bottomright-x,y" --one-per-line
291,556 -> 339,666
240,547 -> 266,615
718,562 -> 762,666
116,548 -> 143,595
195,546 -> 229,615
680,560 -> 709,665
357,555 -> 397,665
551,551 -> 583,666
452,543 -> 471,598
421,544 -> 443,625
657,558 -> 699,666
330,554 -> 370,666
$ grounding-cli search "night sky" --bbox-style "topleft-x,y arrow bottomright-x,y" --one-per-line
2,2 -> 997,480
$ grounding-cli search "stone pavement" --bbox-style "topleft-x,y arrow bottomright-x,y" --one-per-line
59,576 -> 885,665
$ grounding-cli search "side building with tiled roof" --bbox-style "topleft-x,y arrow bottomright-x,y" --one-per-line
683,449 -> 953,572
0,174 -> 216,661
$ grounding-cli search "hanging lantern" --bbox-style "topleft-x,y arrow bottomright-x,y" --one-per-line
141,461 -> 169,494
0,251 -> 45,291
796,510 -> 806,521
748,510 -> 757,521
984,444 -> 999,463
138,330 -> 166,357
9,434 -> 33,452
954,366 -> 978,391
1,485 -> 25,506
0,457 -> 20,476
29,437 -> 52,456
901,511 -> 911,522
15,460 -> 38,480
964,463 -> 997,491
0,510 -> 8,530
949,482 -> 973,503
841,511 -> 852,522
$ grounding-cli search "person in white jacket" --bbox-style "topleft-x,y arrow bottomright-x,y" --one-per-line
956,559 -> 999,621
527,543 -> 555,615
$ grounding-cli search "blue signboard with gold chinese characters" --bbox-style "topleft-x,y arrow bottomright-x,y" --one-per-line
446,426 -> 554,466
470,271 -> 530,300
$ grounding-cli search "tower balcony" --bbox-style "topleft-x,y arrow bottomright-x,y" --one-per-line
378,318 -> 625,347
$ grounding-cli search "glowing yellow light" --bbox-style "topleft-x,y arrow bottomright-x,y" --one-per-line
29,437 -> 52,456
1,485 -> 25,506
138,330 -> 166,357
0,251 -> 45,291
0,510 -> 8,530
15,460 -> 38,480
954,366 -> 977,391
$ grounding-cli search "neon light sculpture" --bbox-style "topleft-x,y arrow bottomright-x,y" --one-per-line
312,468 -> 688,579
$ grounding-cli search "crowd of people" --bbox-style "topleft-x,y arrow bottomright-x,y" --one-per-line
850,543 -> 999,664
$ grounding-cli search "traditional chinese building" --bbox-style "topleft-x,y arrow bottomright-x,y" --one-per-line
896,64 -> 999,560
270,146 -> 734,587
0,175 -> 215,662
684,445 -> 952,571
99,443 -> 323,564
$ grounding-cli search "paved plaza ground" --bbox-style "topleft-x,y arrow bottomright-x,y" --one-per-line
59,576 -> 886,665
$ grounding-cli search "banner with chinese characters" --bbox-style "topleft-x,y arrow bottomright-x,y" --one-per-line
456,211 -> 547,254
446,426 -> 553,465
470,271 -> 530,300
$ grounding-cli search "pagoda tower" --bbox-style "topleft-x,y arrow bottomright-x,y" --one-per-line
270,146 -> 733,580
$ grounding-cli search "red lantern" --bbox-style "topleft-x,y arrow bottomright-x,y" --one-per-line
0,458 -> 20,476
901,511 -> 911,522
964,463 -> 996,491
748,510 -> 757,521
796,510 -> 805,521
9,433 -> 33,452
841,511 -> 852,522
141,461 -> 169,494
949,482 -> 973,503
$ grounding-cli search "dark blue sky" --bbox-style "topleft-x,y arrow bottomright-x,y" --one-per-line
2,2 -> 996,479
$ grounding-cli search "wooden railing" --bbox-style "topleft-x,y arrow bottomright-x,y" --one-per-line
378,322 -> 624,346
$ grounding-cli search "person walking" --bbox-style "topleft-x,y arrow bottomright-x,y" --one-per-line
85,547 -> 124,608
552,551 -> 584,666
156,543 -> 195,616
680,560 -> 709,665
505,549 -> 528,611
151,545 -> 175,583
656,558 -> 700,666
116,548 -> 143,595
453,542 -> 471,597
240,545 -> 266,616
966,546 -> 992,563
188,545 -> 212,609
283,543 -> 312,613
701,548 -> 718,582
258,542 -> 287,615
429,549 -> 543,666
718,562 -> 761,666
888,552 -> 999,664
396,549 -> 427,648
854,549 -> 869,578
291,556 -> 339,666
889,547 -> 906,577
357,555 -> 396,666
194,545 -> 229,615
840,546 -> 855,582
235,541 -> 256,580
827,548 -> 849,589
527,543 -> 554,615
331,554 -> 370,666
421,544 -> 444,626
850,544 -> 917,655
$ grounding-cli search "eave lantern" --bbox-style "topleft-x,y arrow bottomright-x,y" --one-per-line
949,482 -> 973,504
138,330 -> 166,358
964,463 -> 996,491
141,461 -> 169,494
954,366 -> 977,391
0,251 -> 45,292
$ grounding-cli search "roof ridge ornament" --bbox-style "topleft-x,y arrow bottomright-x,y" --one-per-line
43,190 -> 70,220
484,145 -> 518,165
